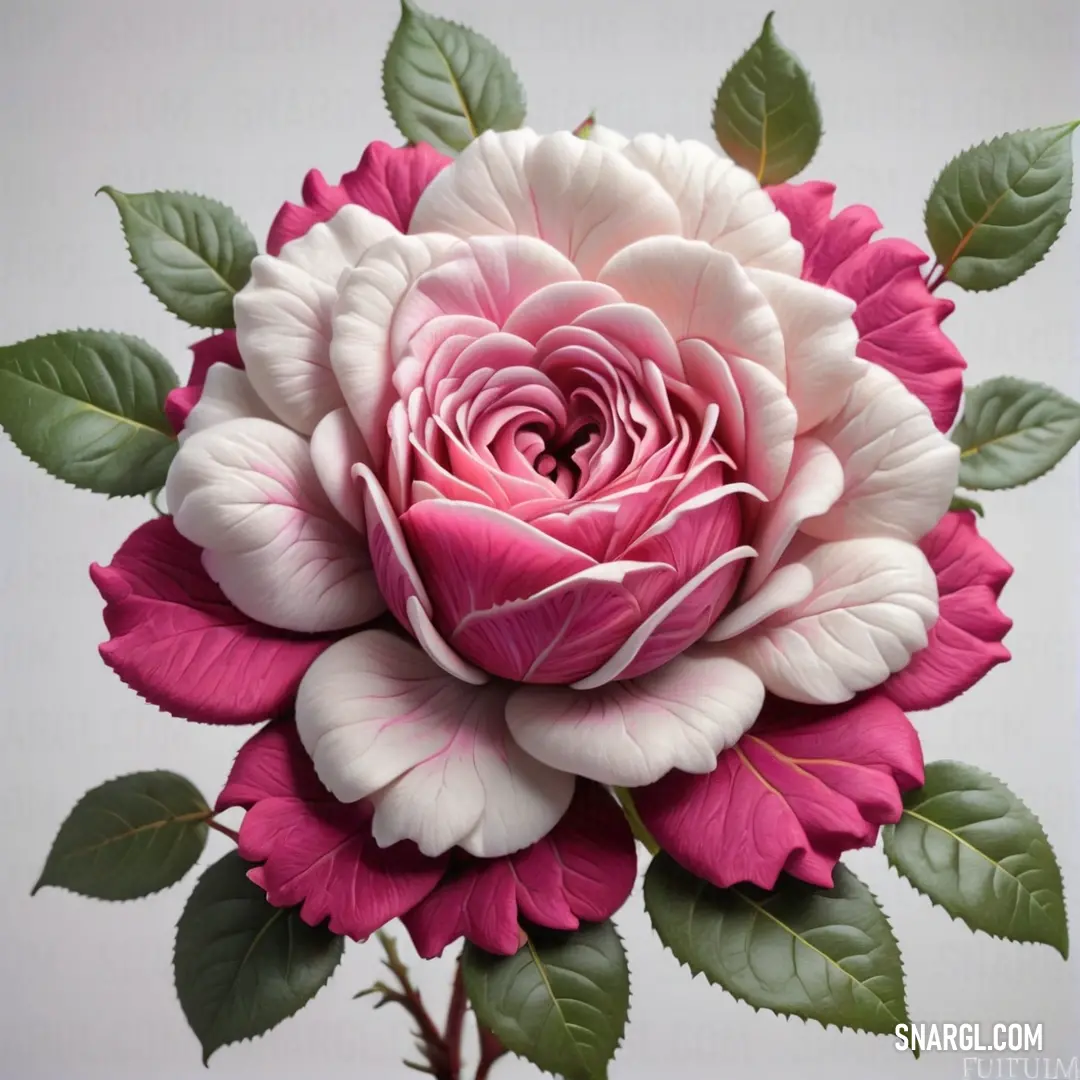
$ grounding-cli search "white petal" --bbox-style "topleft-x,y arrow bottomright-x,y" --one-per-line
742,436 -> 844,594
803,363 -> 961,543
746,267 -> 864,433
165,417 -> 382,632
410,128 -> 683,278
723,537 -> 939,704
588,124 -> 630,150
331,232 -> 462,468
309,407 -> 373,533
705,562 -> 814,641
621,135 -> 803,273
726,353 -> 798,500
180,364 -> 275,443
506,653 -> 764,786
235,206 -> 398,435
597,237 -> 786,384
295,630 -> 574,857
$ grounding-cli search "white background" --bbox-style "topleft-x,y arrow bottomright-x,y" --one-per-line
1,1 -> 1078,1077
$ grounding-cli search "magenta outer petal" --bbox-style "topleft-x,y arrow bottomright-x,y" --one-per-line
635,694 -> 924,890
769,180 -> 966,431
402,783 -> 637,958
217,722 -> 447,940
266,141 -> 452,254
164,331 -> 243,435
883,510 -> 1013,710
90,518 -> 335,724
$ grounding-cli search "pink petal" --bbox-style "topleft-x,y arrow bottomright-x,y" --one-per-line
90,518 -> 334,724
295,630 -> 575,857
883,510 -> 1013,710
403,783 -> 637,958
401,497 -> 595,628
635,693 -> 924,889
267,141 -> 452,254
164,331 -> 243,434
768,180 -> 965,431
445,561 -> 661,684
506,652 -> 764,786
217,721 -> 446,940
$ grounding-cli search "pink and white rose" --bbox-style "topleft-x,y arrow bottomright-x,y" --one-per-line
92,129 -> 1012,952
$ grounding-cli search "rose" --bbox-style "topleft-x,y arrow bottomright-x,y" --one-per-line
93,131 -> 1011,954
157,127 -> 964,864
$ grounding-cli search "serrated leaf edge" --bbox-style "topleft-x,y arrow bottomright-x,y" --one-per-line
381,0 -> 527,154
647,863 -> 910,1039
924,122 -> 1079,293
98,187 -> 257,329
469,921 -> 630,1080
0,326 -> 178,498
710,12 -> 823,185
881,761 -> 1070,960
172,867 -> 346,1065
32,770 -> 211,902
952,376 -> 1080,491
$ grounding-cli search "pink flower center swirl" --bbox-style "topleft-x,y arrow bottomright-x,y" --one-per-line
374,251 -> 755,687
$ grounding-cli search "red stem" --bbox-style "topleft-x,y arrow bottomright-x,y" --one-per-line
444,959 -> 468,1077
207,818 -> 239,843
474,1024 -> 507,1080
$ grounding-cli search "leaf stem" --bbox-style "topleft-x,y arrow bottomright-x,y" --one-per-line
926,265 -> 949,293
613,786 -> 660,854
207,818 -> 240,843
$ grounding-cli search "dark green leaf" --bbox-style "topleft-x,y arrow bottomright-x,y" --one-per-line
949,494 -> 985,516
99,187 -> 258,328
925,122 -> 1078,291
33,771 -> 209,900
174,851 -> 344,1064
883,760 -> 1068,959
712,12 -> 822,185
0,330 -> 178,495
382,0 -> 526,154
644,855 -> 908,1035
951,377 -> 1080,490
463,921 -> 629,1080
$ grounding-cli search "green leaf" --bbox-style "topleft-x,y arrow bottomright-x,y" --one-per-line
949,494 -> 985,516
951,376 -> 1080,490
382,0 -> 526,155
462,921 -> 629,1080
0,330 -> 178,495
33,772 -> 209,900
924,122 -> 1078,291
644,855 -> 909,1036
883,760 -> 1069,959
174,851 -> 344,1064
573,112 -> 597,140
99,187 -> 258,328
711,12 -> 822,185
